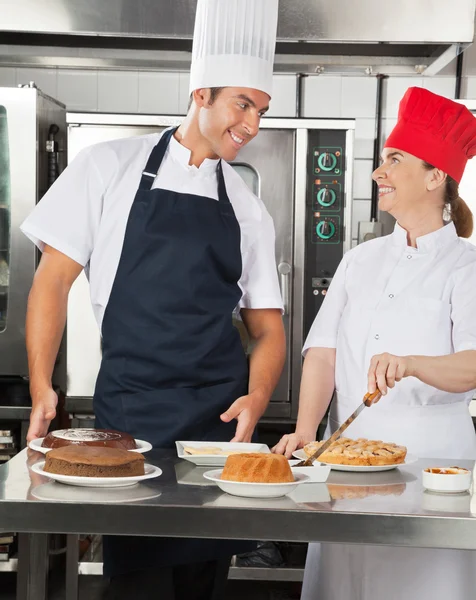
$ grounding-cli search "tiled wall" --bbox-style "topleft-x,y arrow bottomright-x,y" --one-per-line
2,46 -> 476,245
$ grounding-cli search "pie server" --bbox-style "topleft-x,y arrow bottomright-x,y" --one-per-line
294,389 -> 382,467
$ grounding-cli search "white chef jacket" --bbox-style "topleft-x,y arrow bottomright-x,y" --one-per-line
20,129 -> 283,328
304,221 -> 476,408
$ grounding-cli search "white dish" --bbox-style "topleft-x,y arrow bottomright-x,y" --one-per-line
176,441 -> 270,467
422,467 -> 472,494
30,461 -> 162,488
292,449 -> 417,472
29,437 -> 152,455
31,482 -> 161,503
288,460 -> 331,483
203,468 -> 309,498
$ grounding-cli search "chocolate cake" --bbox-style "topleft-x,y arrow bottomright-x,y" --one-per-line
41,428 -> 137,450
43,445 -> 145,478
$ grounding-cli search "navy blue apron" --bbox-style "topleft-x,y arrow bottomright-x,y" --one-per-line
93,127 -> 254,577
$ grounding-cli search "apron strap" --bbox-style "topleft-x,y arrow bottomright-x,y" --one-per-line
216,160 -> 231,205
138,127 -> 177,191
139,126 -> 231,206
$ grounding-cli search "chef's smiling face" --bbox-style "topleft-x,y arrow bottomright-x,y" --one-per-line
195,87 -> 270,161
372,147 -> 446,220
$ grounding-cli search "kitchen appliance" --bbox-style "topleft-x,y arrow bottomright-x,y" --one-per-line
65,114 -> 355,422
0,85 -> 66,379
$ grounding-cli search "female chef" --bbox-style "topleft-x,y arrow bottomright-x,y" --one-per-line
274,86 -> 476,600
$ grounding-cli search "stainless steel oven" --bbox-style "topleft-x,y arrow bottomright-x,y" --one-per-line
65,114 -> 354,422
0,86 -> 66,378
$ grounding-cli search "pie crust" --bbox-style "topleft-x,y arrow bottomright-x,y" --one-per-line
304,437 -> 407,466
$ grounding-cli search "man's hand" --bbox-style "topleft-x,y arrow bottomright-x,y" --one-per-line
221,392 -> 264,443
367,352 -> 414,397
271,432 -> 314,459
27,388 -> 58,442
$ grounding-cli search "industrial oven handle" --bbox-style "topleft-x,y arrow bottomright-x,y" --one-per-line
278,262 -> 292,316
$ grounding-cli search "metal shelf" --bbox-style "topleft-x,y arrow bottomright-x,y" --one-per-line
77,561 -> 303,581
0,407 -> 31,420
229,567 -> 304,582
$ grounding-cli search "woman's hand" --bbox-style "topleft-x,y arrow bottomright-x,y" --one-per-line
272,432 -> 314,459
367,352 -> 414,397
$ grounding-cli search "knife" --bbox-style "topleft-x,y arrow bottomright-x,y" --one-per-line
295,389 -> 382,467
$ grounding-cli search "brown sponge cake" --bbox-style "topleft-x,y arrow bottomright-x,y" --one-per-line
44,446 -> 145,478
221,453 -> 294,483
42,429 -> 137,450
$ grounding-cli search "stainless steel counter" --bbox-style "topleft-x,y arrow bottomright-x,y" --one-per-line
2,449 -> 476,599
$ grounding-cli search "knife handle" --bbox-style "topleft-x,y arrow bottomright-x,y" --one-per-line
364,389 -> 382,407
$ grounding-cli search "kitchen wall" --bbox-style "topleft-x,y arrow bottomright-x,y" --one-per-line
2,43 -> 476,247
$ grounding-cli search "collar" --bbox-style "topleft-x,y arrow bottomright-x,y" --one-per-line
167,133 -> 220,174
391,221 -> 458,252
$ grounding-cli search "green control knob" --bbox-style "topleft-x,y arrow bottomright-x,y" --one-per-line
318,152 -> 337,172
317,187 -> 337,207
316,220 -> 336,240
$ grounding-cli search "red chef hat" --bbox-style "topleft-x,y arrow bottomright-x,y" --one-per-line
384,87 -> 476,183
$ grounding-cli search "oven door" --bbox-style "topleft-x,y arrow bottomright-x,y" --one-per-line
233,130 -> 294,417
0,88 -> 38,377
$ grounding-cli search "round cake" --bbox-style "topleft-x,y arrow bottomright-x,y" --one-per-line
43,445 -> 145,478
304,437 -> 407,467
220,453 -> 294,483
41,428 -> 137,450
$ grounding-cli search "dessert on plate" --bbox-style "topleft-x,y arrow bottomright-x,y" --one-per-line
304,437 -> 407,466
41,428 -> 137,450
183,446 -> 242,456
43,445 -> 145,478
220,453 -> 294,483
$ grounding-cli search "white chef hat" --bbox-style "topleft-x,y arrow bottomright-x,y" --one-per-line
189,0 -> 279,98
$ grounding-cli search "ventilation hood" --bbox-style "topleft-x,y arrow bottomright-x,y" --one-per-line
0,0 -> 475,75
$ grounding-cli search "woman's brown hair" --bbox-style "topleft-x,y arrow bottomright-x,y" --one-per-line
423,161 -> 473,238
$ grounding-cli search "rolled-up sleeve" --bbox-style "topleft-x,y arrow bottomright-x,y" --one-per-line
302,252 -> 349,355
451,258 -> 476,352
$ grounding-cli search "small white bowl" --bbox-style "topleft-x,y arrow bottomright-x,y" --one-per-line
422,466 -> 472,494
288,460 -> 331,483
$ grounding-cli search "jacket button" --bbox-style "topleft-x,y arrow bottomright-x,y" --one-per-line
389,294 -> 394,299
407,255 -> 412,259
374,334 -> 380,340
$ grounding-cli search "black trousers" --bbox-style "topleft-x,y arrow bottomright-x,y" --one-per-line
103,558 -> 231,600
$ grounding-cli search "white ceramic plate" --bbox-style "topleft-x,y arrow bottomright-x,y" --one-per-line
203,468 -> 309,498
288,460 -> 331,483
31,461 -> 162,488
176,441 -> 270,467
29,437 -> 152,455
31,482 -> 161,503
292,449 -> 418,472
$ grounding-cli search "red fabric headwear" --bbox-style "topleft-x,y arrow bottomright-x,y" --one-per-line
384,87 -> 476,183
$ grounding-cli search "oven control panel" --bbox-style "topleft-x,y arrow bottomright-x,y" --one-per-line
304,131 -> 348,336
